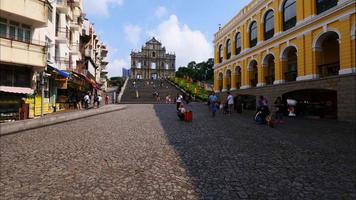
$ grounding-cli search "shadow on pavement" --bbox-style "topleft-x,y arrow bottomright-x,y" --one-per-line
153,103 -> 356,199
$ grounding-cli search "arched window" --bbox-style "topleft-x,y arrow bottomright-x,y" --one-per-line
316,0 -> 338,14
235,32 -> 241,55
226,39 -> 231,59
283,0 -> 297,31
218,45 -> 223,63
152,52 -> 156,57
249,21 -> 257,48
264,10 -> 274,40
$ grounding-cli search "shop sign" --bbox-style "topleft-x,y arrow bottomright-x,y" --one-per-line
57,79 -> 68,89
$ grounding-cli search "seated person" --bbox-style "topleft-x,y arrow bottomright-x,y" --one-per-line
177,104 -> 186,120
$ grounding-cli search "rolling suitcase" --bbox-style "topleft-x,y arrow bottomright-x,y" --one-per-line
184,111 -> 193,122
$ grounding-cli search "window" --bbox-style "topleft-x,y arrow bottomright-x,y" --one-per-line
249,21 -> 257,48
264,10 -> 274,40
283,0 -> 297,31
22,24 -> 31,42
218,45 -> 223,63
0,66 -> 31,87
152,52 -> 156,57
9,21 -> 18,39
0,18 -> 7,37
226,39 -> 231,59
235,32 -> 241,55
316,0 -> 337,14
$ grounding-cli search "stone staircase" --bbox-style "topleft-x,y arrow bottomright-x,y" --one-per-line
120,79 -> 182,104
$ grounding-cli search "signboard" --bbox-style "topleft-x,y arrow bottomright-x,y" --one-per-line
57,79 -> 68,89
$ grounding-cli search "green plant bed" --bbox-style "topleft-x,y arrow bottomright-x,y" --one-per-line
169,77 -> 210,102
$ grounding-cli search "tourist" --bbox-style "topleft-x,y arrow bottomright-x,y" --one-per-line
84,93 -> 90,109
97,94 -> 102,108
256,96 -> 270,123
176,93 -> 183,111
227,92 -> 234,114
208,92 -> 218,117
274,96 -> 284,123
105,95 -> 109,105
76,94 -> 82,110
177,104 -> 186,120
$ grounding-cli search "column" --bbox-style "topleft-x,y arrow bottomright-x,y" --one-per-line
231,34 -> 236,56
231,69 -> 237,90
304,32 -> 316,76
257,12 -> 264,43
274,59 -> 285,84
339,15 -> 354,74
214,45 -> 219,64
241,60 -> 250,89
273,0 -> 281,34
296,0 -> 305,24
257,64 -> 266,87
222,73 -> 227,92
213,71 -> 219,92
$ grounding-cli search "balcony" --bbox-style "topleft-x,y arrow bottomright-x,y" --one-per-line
69,43 -> 80,54
55,27 -> 69,42
101,59 -> 109,66
56,0 -> 69,13
70,20 -> 80,31
55,56 -> 72,71
0,35 -> 46,67
0,0 -> 49,27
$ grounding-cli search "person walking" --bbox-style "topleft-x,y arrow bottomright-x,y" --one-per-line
176,93 -> 183,111
84,93 -> 90,109
208,92 -> 218,117
227,92 -> 234,114
274,96 -> 284,124
97,94 -> 102,108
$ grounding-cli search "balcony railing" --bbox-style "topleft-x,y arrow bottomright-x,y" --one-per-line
318,62 -> 340,78
0,35 -> 47,67
55,57 -> 72,70
55,27 -> 69,39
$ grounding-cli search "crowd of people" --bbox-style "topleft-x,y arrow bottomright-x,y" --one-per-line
205,91 -> 297,126
72,92 -> 109,110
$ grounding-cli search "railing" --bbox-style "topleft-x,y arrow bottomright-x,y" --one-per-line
318,62 -> 340,78
70,43 -> 80,52
0,34 -> 46,47
55,57 -> 72,70
284,71 -> 298,82
55,27 -> 69,39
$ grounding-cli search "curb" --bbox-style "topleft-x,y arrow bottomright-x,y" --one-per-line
0,105 -> 127,136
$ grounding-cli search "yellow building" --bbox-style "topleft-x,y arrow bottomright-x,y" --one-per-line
213,0 -> 356,122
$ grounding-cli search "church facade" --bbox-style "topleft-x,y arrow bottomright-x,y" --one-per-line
130,38 -> 176,79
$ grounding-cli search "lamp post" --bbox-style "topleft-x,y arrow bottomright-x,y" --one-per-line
40,71 -> 45,117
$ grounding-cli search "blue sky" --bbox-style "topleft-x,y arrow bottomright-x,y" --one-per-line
84,0 -> 250,77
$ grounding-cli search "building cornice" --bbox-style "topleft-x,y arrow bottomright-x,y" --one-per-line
213,0 -> 355,70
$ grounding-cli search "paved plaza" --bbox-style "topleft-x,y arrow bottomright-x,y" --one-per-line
0,103 -> 355,199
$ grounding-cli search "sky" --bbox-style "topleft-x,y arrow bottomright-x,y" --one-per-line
84,0 -> 250,77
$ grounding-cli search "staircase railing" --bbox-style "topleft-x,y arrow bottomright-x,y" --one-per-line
118,78 -> 129,103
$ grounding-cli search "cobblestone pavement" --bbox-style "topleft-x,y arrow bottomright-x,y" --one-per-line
0,103 -> 355,200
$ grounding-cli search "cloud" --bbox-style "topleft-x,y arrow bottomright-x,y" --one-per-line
148,15 -> 213,68
124,24 -> 142,45
84,0 -> 123,17
154,6 -> 168,18
107,58 -> 128,77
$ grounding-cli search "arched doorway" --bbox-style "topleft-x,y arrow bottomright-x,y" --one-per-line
226,69 -> 232,91
249,60 -> 258,87
282,89 -> 337,119
263,54 -> 275,85
315,31 -> 340,77
235,66 -> 242,89
282,46 -> 298,82
218,72 -> 223,92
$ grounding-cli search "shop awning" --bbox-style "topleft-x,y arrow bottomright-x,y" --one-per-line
47,66 -> 69,78
0,86 -> 34,94
71,71 -> 101,90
